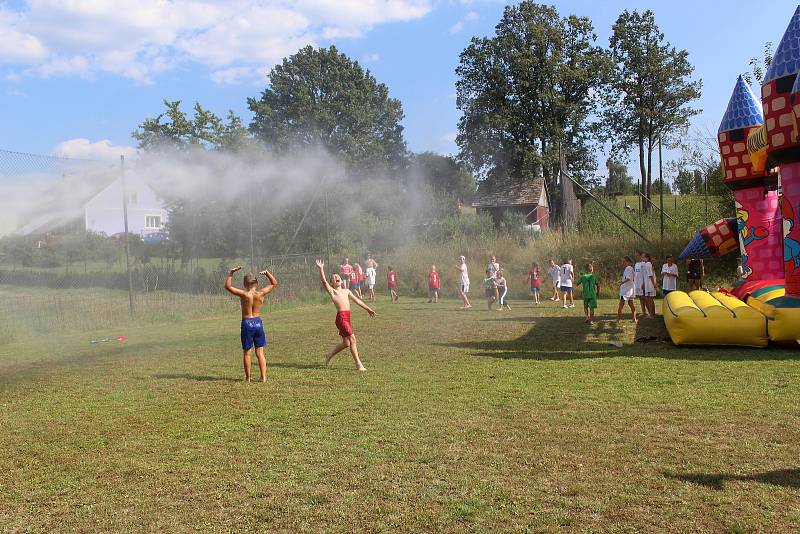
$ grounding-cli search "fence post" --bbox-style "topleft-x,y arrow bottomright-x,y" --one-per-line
120,155 -> 134,316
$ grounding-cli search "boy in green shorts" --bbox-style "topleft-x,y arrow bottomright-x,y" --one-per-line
576,263 -> 600,324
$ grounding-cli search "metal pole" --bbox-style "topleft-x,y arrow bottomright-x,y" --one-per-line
324,186 -> 331,276
120,155 -> 134,315
704,169 -> 709,224
637,180 -> 642,230
248,193 -> 255,273
659,137 -> 664,243
564,169 -> 651,244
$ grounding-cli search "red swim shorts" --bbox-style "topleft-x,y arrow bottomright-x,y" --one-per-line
335,310 -> 354,338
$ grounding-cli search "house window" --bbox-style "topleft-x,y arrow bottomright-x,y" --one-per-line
145,215 -> 161,228
128,191 -> 138,204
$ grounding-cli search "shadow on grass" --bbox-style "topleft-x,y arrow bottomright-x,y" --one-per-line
269,362 -> 325,370
152,373 -> 241,382
663,468 -> 800,490
441,314 -> 800,361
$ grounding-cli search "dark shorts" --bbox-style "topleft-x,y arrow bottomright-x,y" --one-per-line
530,286 -> 540,293
562,286 -> 573,294
335,311 -> 354,338
240,317 -> 267,350
662,289 -> 675,297
584,297 -> 597,309
429,287 -> 439,295
485,287 -> 495,298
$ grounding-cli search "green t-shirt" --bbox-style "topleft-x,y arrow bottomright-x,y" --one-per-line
577,273 -> 598,299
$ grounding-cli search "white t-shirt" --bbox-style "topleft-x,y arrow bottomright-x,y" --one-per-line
661,263 -> 678,291
549,265 -> 560,285
560,263 -> 573,287
633,261 -> 645,295
620,265 -> 635,298
644,262 -> 656,292
458,263 -> 469,285
366,266 -> 376,286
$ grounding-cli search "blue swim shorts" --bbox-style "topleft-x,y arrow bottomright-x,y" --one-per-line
562,286 -> 573,294
240,317 -> 267,350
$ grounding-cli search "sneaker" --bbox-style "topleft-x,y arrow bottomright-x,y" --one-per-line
569,304 -> 575,308
563,304 -> 568,309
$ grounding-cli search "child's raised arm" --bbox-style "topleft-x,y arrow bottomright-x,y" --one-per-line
224,266 -> 246,297
258,269 -> 278,296
316,259 -> 334,295
348,291 -> 377,317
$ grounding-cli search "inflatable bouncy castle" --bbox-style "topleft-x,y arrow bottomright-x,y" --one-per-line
665,6 -> 800,346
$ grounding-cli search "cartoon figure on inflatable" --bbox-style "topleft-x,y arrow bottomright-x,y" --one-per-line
664,5 -> 800,347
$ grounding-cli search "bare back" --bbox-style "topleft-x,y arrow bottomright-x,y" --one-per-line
239,290 -> 265,318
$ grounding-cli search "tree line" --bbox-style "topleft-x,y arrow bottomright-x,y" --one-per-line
127,2 -> 702,263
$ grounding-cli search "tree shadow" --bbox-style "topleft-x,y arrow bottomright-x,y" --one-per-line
439,314 -> 800,361
152,373 -> 241,382
663,468 -> 800,490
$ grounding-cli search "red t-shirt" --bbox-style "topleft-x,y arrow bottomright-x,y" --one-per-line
350,271 -> 358,283
428,271 -> 440,289
387,271 -> 397,288
529,268 -> 541,287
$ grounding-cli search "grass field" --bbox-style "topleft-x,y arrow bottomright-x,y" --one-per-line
2,295 -> 799,532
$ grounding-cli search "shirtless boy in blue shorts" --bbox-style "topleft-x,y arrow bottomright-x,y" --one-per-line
224,266 -> 278,383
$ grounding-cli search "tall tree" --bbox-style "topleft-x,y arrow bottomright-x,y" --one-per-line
410,152 -> 476,203
603,9 -> 701,207
605,158 -> 633,194
455,2 -> 608,218
132,100 -> 250,152
248,45 -> 407,175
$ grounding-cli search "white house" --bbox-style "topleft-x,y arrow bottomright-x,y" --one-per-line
17,173 -> 168,238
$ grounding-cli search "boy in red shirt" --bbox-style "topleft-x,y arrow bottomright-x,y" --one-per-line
526,261 -> 541,304
387,266 -> 399,302
427,264 -> 441,303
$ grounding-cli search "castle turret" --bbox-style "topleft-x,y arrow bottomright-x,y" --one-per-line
718,76 -> 783,282
767,6 -> 800,297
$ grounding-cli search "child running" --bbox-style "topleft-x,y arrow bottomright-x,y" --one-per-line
387,266 -> 399,302
617,256 -> 637,323
365,262 -> 377,302
224,266 -> 278,383
560,258 -> 575,308
457,256 -> 472,309
548,259 -> 560,302
315,260 -> 376,371
575,263 -> 599,323
495,269 -> 510,310
427,264 -> 441,303
526,262 -> 541,304
484,269 -> 497,310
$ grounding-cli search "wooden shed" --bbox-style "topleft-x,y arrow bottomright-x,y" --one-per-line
471,175 -> 549,229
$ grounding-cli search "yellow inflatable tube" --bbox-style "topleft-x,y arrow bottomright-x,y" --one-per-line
744,287 -> 800,344
663,291 -> 768,347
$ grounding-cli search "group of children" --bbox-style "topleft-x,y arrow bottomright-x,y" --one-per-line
224,251 -> 686,380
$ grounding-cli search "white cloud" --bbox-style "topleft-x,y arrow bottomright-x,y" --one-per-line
52,139 -> 137,162
448,21 -> 464,34
0,1 -> 433,83
441,132 -> 457,143
449,9 -> 478,34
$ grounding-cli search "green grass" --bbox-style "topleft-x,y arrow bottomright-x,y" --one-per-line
1,295 -> 799,532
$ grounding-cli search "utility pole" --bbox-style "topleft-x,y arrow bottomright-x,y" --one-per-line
248,193 -> 255,273
120,155 -> 134,315
659,138 -> 665,244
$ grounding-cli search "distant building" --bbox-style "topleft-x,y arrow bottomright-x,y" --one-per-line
17,173 -> 168,238
471,175 -> 549,229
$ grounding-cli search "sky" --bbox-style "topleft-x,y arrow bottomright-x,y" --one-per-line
0,0 -> 799,178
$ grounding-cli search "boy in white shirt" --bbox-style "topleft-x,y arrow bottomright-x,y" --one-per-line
560,258 -> 575,308
643,252 -> 657,318
617,255 -> 637,322
548,259 -> 560,302
661,255 -> 678,297
633,250 -> 645,317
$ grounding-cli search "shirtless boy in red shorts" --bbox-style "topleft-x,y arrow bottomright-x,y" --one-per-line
316,259 -> 376,371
